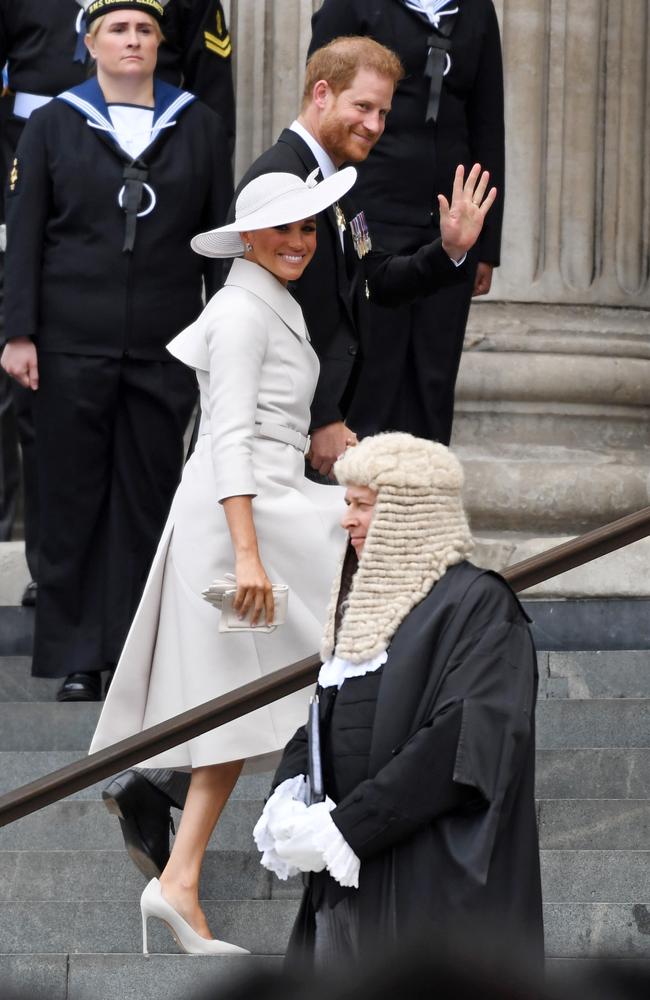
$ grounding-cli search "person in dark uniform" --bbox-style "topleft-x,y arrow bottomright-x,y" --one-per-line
0,0 -> 233,701
255,433 -> 543,969
309,0 -> 505,446
101,34 -> 498,881
0,0 -> 235,604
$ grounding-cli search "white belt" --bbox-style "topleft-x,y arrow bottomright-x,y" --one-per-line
254,421 -> 309,453
14,92 -> 53,120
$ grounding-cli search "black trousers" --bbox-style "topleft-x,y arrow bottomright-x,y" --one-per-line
32,352 -> 196,679
0,367 -> 18,542
347,223 -> 478,446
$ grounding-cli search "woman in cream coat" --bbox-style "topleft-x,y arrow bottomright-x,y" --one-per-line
89,167 -> 357,954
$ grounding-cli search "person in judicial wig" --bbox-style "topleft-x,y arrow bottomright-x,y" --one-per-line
0,0 -> 233,701
89,167 -> 361,954
254,433 -> 543,967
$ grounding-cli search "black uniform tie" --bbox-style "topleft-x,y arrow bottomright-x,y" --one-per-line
121,164 -> 149,253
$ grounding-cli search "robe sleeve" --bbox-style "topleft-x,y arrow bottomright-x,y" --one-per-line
271,723 -> 309,791
206,294 -> 267,501
331,580 -> 536,861
4,109 -> 52,344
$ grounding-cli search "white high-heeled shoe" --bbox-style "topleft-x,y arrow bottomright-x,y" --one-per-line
140,878 -> 250,956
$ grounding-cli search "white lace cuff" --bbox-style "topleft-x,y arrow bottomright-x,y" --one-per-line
312,811 -> 360,889
253,775 -> 308,881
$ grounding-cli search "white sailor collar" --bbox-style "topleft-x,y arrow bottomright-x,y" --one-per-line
57,77 -> 195,156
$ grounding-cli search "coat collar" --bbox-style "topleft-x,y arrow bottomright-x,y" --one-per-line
57,77 -> 195,155
167,258 -> 308,372
225,258 -> 308,342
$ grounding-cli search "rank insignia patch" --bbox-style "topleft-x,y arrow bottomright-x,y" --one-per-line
204,9 -> 232,58
9,158 -> 18,192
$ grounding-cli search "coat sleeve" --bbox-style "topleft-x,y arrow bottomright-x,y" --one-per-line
161,0 -> 236,152
205,294 -> 268,501
365,238 -> 467,307
466,2 -> 505,265
331,582 -> 537,860
3,109 -> 52,343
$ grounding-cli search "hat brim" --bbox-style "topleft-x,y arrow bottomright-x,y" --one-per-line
191,166 -> 357,259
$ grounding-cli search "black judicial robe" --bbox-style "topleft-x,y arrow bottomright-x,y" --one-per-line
273,562 -> 543,964
309,0 -> 505,444
236,129 -> 466,431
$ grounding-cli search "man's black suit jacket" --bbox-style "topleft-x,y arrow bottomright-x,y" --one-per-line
236,128 -> 465,431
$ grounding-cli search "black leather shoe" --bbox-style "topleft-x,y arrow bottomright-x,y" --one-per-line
21,581 -> 37,607
102,769 -> 174,879
56,671 -> 102,702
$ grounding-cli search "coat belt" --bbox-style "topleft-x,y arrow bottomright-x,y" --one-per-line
254,421 -> 310,453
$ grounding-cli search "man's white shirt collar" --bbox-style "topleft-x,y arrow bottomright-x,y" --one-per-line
290,120 -> 338,180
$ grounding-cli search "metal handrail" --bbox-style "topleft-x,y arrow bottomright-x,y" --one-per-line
1,503 -> 650,828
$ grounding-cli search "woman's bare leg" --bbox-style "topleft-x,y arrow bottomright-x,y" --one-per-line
158,760 -> 243,939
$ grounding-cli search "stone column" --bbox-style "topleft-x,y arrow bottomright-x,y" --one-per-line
455,1 -> 650,596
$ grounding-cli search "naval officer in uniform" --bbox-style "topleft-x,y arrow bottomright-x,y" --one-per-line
0,0 -> 235,606
1,0 -> 233,701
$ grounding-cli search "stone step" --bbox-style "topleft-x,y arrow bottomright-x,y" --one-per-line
0,657 -> 57,701
0,898 -> 300,956
1,699 -> 648,752
2,747 -> 648,801
538,800 -> 650,850
4,651 -> 649,702
1,848 -> 645,906
540,650 -> 650,699
2,798 -> 647,853
0,799 -> 262,853
0,953 -> 282,1000
1,954 -> 649,1000
535,699 -> 650,749
1,898 -> 649,958
536,748 -> 650,799
0,607 -> 34,656
541,851 -> 650,903
0,850 -> 288,903
0,753 -> 273,801
544,904 -> 650,959
0,953 -> 281,1000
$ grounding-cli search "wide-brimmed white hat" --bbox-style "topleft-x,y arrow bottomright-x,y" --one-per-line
191,166 -> 357,259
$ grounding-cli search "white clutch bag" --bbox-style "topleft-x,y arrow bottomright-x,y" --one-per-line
202,574 -> 289,633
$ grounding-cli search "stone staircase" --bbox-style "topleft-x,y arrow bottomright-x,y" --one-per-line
0,646 -> 649,997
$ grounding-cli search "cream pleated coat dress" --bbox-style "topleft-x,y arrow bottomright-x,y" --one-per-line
89,257 -> 345,769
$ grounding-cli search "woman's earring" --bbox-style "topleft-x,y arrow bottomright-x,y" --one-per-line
244,242 -> 253,252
